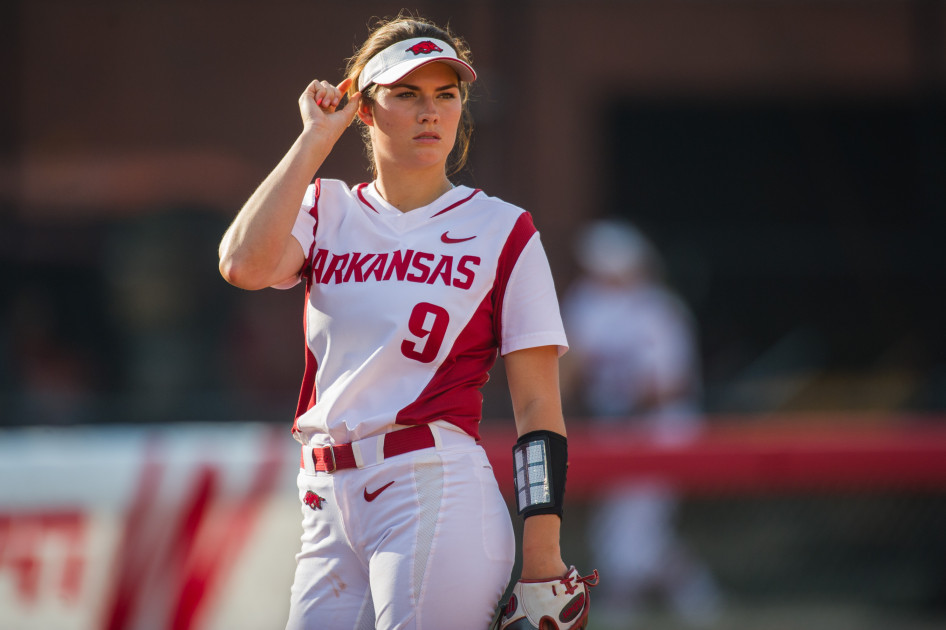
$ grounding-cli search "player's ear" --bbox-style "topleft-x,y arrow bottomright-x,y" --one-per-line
358,100 -> 374,126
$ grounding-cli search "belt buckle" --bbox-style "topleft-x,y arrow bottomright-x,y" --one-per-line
324,444 -> 337,473
312,444 -> 338,473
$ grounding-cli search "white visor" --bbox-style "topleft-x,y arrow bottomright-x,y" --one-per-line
358,37 -> 476,91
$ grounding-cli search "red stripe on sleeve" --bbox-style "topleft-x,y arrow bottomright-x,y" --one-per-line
301,180 -> 322,281
491,212 -> 537,346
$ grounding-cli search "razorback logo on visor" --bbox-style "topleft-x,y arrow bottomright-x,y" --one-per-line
406,40 -> 444,55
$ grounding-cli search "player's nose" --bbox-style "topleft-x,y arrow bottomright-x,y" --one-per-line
418,96 -> 440,124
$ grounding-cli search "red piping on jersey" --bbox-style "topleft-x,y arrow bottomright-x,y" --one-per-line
293,333 -> 319,431
357,184 -> 480,216
394,211 -> 538,439
431,188 -> 482,217
355,182 -> 379,214
294,183 -> 322,435
302,180 -> 323,278
293,281 -> 320,434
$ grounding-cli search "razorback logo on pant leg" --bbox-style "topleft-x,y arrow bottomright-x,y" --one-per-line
303,490 -> 325,510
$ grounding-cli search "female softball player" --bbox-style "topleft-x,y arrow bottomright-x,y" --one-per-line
219,14 -> 595,629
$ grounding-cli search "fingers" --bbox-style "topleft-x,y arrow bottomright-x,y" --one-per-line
303,77 -> 357,111
305,80 -> 338,110
299,78 -> 362,131
328,77 -> 361,123
339,89 -> 362,125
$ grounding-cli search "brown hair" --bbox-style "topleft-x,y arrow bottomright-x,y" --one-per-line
345,13 -> 475,177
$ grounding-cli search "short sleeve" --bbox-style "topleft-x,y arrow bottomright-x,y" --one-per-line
270,183 -> 319,290
499,234 -> 569,356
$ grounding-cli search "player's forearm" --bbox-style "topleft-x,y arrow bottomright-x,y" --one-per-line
218,128 -> 334,288
507,346 -> 567,438
516,404 -> 568,581
513,399 -> 567,438
506,347 -> 569,580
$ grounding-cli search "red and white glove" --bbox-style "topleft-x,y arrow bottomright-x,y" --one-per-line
497,566 -> 599,630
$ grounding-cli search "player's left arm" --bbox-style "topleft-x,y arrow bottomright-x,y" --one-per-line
504,344 -> 569,580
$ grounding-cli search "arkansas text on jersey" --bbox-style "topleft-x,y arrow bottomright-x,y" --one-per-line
308,248 -> 481,290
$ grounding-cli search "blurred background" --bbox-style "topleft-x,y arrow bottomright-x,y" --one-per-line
1,1 -> 945,628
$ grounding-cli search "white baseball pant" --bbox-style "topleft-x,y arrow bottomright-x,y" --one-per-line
287,430 -> 514,629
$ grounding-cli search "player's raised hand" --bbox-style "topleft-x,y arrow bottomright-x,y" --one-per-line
299,77 -> 361,140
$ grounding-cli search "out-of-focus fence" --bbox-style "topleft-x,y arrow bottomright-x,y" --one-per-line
0,424 -> 301,630
481,415 -> 946,496
1,417 -> 945,629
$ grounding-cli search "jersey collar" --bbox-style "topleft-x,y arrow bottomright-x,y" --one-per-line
358,181 -> 481,219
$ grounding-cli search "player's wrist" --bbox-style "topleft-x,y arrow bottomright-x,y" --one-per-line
520,514 -> 565,579
520,555 -> 568,581
300,117 -> 350,146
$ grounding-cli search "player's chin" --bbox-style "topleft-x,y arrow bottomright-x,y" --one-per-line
407,147 -> 451,169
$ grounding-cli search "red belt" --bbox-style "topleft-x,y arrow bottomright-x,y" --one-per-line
301,424 -> 437,473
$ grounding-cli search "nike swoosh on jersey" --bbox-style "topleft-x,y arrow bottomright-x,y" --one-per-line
441,231 -> 476,244
363,481 -> 395,502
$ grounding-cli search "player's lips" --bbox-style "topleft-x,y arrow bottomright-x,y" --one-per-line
413,131 -> 441,142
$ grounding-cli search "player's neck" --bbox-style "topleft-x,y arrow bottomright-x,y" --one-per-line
374,169 -> 453,213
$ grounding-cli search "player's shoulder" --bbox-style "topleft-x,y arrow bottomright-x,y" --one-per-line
465,187 -> 530,217
311,178 -> 357,199
460,188 -> 537,237
306,178 -> 362,214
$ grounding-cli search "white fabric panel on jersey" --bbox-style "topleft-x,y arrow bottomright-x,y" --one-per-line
280,179 -> 567,446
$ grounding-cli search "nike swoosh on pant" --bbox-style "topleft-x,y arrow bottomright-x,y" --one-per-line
363,481 -> 396,502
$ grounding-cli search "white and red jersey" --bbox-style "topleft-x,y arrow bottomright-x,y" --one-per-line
279,179 -> 567,447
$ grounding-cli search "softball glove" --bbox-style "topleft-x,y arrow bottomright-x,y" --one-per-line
496,566 -> 599,630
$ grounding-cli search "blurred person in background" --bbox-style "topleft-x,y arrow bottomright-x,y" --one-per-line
561,218 -> 721,627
